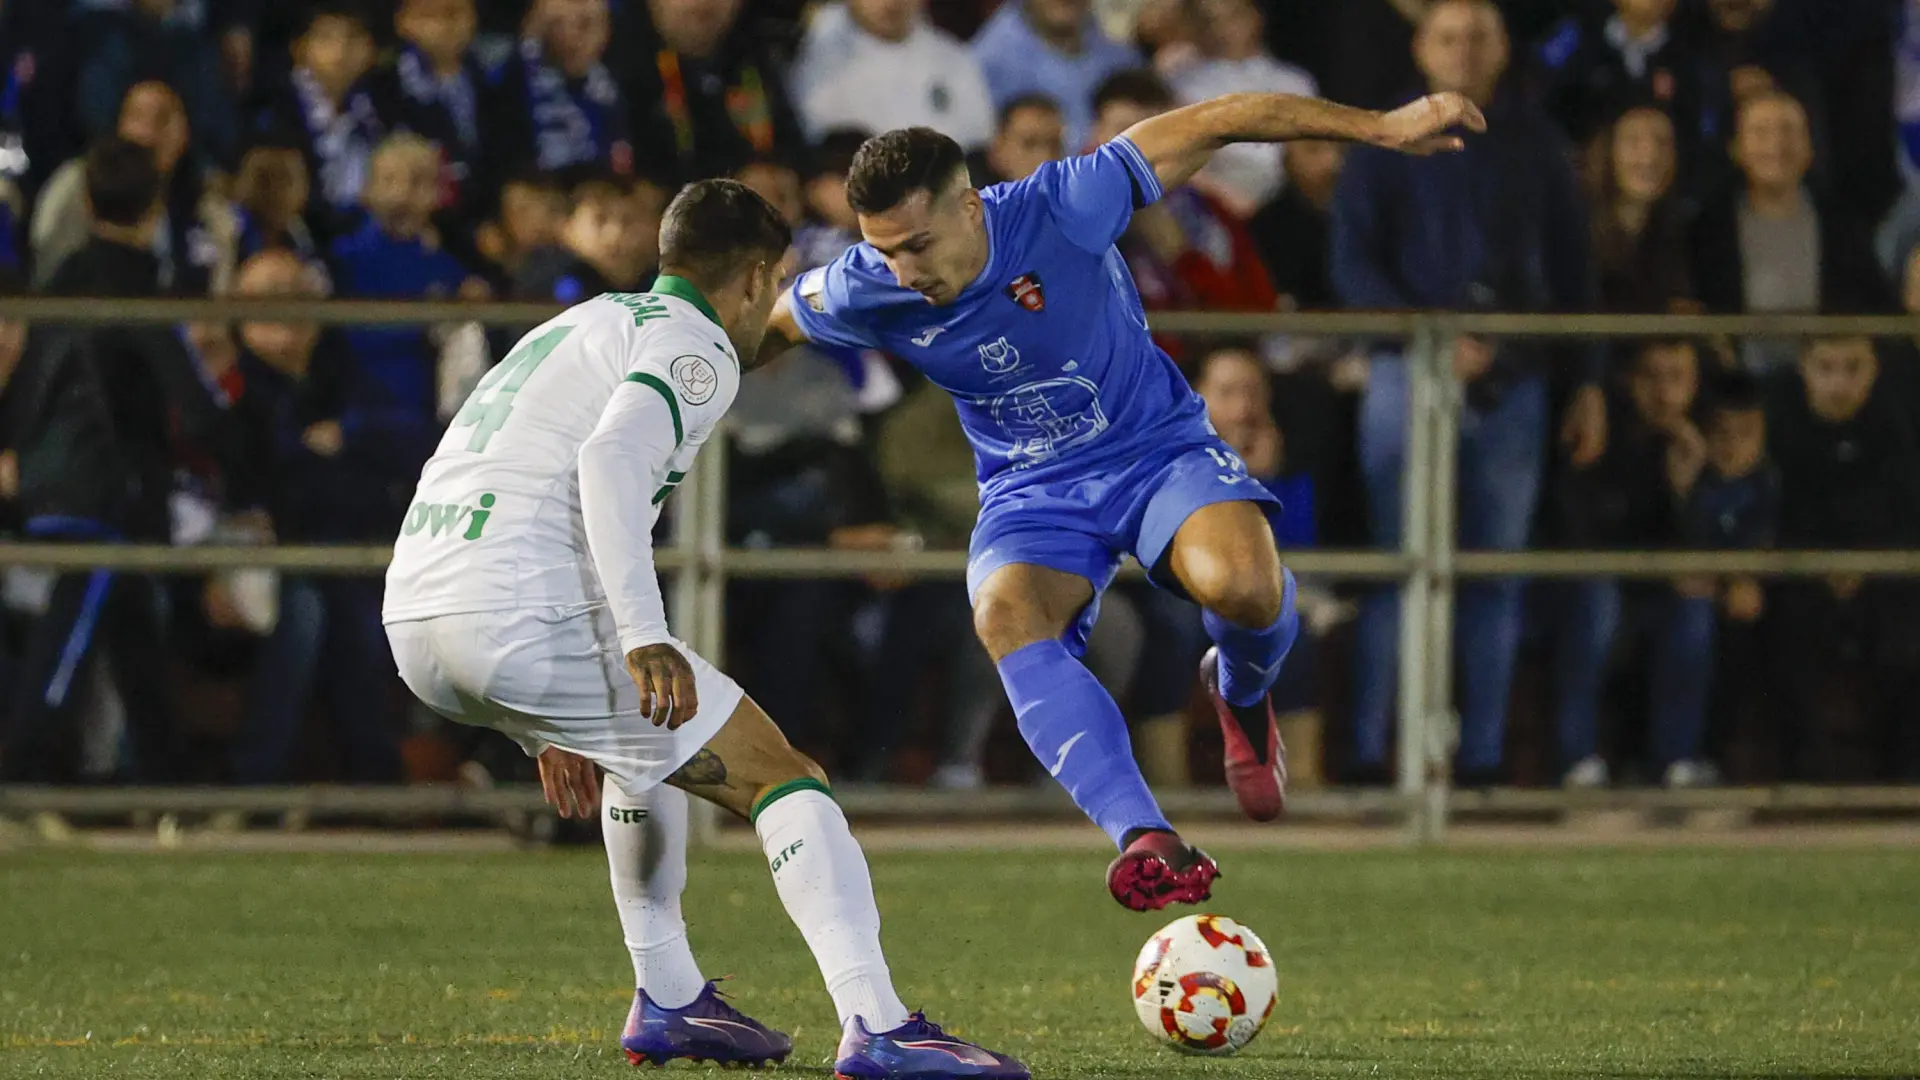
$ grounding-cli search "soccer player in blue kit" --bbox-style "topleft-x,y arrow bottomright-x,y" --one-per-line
761,90 -> 1485,911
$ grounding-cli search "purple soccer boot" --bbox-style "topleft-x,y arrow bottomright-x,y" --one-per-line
833,1011 -> 1028,1080
620,980 -> 792,1068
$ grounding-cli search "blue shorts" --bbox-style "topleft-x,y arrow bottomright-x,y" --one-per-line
965,438 -> 1284,657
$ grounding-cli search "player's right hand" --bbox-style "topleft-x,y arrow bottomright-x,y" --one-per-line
537,746 -> 601,820
1375,92 -> 1486,155
627,644 -> 699,729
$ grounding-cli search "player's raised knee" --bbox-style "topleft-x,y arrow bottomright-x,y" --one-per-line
972,566 -> 1093,661
973,591 -> 1058,662
1196,561 -> 1286,630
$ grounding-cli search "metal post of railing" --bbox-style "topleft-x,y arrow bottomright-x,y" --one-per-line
694,428 -> 729,666
670,446 -> 700,657
682,428 -> 729,848
1421,321 -> 1463,841
1396,324 -> 1437,840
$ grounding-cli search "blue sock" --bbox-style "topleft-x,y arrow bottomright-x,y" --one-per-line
997,639 -> 1171,849
1204,568 -> 1300,708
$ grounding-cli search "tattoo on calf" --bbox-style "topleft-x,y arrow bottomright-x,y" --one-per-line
667,749 -> 728,787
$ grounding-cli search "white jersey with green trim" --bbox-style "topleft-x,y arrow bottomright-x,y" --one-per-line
382,281 -> 739,649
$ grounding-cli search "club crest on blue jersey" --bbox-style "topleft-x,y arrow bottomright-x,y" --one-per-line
798,269 -> 828,312
978,336 -> 1022,374
1006,272 -> 1045,312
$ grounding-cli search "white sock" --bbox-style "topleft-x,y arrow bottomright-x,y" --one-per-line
603,778 -> 706,1007
754,786 -> 911,1032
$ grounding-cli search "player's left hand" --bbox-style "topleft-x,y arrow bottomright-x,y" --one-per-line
1375,92 -> 1486,155
627,644 -> 700,729
537,746 -> 601,820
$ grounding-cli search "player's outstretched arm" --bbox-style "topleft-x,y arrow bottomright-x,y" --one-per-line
1123,91 -> 1487,194
755,288 -> 809,371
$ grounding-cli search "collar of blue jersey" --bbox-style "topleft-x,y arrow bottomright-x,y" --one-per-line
651,274 -> 722,328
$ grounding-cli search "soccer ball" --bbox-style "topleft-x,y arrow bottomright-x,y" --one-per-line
1130,914 -> 1278,1055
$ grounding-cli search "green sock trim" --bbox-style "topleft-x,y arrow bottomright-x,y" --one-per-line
750,777 -> 834,825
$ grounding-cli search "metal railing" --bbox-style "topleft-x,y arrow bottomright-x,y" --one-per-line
5,298 -> 1920,841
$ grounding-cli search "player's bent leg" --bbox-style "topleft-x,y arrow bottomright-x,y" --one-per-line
666,697 -> 907,1028
974,565 -> 1215,912
1168,501 -> 1301,822
975,566 -> 1168,848
605,781 -> 702,1005
970,563 -> 1094,662
667,697 -> 1028,1079
606,780 -> 792,1069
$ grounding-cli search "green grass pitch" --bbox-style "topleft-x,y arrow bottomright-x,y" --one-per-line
3,845 -> 1918,1078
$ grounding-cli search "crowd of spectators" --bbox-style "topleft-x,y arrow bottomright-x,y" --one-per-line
0,0 -> 1915,797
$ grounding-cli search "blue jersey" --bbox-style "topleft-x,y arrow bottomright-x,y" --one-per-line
791,137 -> 1212,496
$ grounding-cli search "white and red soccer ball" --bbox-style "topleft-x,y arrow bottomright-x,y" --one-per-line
1130,914 -> 1278,1055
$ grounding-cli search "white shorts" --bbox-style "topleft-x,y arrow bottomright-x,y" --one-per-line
385,605 -> 743,797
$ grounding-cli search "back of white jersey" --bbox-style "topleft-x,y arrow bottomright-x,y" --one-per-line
382,289 -> 739,623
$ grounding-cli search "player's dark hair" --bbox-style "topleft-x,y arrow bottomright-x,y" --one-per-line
84,136 -> 161,227
657,178 -> 792,288
998,92 -> 1062,129
845,127 -> 969,215
809,129 -> 872,181
1093,69 -> 1175,115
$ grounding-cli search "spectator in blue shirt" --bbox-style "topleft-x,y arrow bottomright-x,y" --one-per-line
971,0 -> 1137,154
968,94 -> 1065,187
485,0 -> 632,182
1332,0 -> 1602,787
330,133 -> 478,434
511,172 -> 649,302
1683,370 -> 1779,782
232,128 -> 321,272
252,4 -> 383,243
365,0 -> 491,253
473,169 -> 566,291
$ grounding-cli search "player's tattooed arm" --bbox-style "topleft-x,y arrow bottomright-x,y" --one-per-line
752,288 -> 808,373
1123,91 -> 1488,193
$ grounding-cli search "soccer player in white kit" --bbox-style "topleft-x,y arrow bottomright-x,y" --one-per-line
382,180 -> 1026,1080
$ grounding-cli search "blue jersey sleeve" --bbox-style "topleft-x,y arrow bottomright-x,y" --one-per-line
1031,136 -> 1164,253
789,258 -> 879,350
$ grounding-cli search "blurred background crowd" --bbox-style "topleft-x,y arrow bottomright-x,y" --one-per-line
0,0 -> 1916,799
